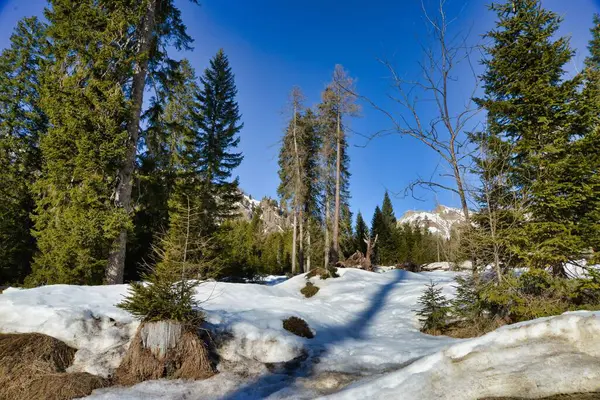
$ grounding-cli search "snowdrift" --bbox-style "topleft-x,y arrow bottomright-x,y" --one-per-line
326,311 -> 600,400
2,268 -> 600,399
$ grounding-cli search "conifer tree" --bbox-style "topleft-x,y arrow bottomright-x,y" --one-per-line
0,17 -> 48,284
476,0 -> 583,272
107,0 -> 197,284
378,191 -> 399,264
354,212 -> 369,255
370,206 -> 384,264
417,281 -> 449,332
318,67 -> 357,265
127,59 -> 200,280
194,49 -> 244,232
28,1 -> 135,285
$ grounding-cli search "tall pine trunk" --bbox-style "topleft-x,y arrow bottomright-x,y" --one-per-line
306,226 -> 311,272
292,211 -> 298,274
298,210 -> 304,272
106,0 -> 157,284
324,198 -> 330,268
331,111 -> 342,264
291,101 -> 303,273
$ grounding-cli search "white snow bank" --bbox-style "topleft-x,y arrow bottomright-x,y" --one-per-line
325,311 -> 600,400
0,284 -> 137,377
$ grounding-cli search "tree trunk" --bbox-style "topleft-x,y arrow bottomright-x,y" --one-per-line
298,210 -> 304,273
291,100 -> 303,274
106,0 -> 157,284
331,111 -> 342,264
324,198 -> 330,268
306,226 -> 311,272
292,211 -> 297,274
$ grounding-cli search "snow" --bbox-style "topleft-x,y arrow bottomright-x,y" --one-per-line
2,268 -> 600,399
327,311 -> 600,400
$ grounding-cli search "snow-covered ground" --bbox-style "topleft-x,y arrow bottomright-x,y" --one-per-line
1,268 -> 600,399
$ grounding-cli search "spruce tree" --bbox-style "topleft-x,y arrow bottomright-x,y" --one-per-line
378,191 -> 399,265
0,17 -> 48,285
107,0 -> 197,284
354,212 -> 369,254
370,206 -> 384,264
476,0 -> 583,272
416,281 -> 450,332
28,1 -> 135,285
195,49 -> 244,232
0,18 -> 49,284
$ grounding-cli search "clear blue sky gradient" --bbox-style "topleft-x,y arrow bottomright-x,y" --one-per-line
1,0 -> 599,221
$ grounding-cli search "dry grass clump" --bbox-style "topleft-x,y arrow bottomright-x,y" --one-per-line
115,322 -> 215,386
283,316 -> 314,339
0,333 -> 108,400
300,282 -> 319,298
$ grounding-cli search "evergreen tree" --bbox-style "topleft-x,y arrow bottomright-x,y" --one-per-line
370,206 -> 384,264
416,281 -> 450,332
378,191 -> 399,264
28,1 -> 135,285
476,0 -> 584,272
0,17 -> 48,285
195,49 -> 243,232
318,70 -> 355,266
107,0 -> 197,284
127,59 -> 199,280
354,212 -> 369,254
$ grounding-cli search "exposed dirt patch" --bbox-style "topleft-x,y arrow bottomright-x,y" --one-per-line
283,316 -> 314,339
481,393 -> 600,399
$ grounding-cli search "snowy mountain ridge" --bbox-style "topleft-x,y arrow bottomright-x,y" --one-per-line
397,204 -> 465,239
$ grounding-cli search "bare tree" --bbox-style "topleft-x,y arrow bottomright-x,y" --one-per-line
364,233 -> 378,271
352,0 -> 480,223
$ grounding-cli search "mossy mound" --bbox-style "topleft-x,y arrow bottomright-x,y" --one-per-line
306,266 -> 339,280
300,282 -> 320,298
283,316 -> 314,339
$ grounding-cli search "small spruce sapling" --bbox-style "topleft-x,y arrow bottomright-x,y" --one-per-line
417,281 -> 450,333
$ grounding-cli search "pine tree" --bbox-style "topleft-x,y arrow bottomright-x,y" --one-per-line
416,281 -> 450,332
195,49 -> 243,232
107,0 -> 197,284
354,212 -> 369,254
318,68 -> 356,266
278,87 -> 305,274
28,1 -> 135,285
476,0 -> 583,272
127,59 -> 200,280
378,191 -> 399,265
0,17 -> 48,285
370,206 -> 384,264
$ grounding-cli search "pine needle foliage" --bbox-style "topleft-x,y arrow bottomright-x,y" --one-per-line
417,281 -> 450,332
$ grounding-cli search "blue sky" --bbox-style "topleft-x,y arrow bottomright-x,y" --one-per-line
1,0 -> 599,222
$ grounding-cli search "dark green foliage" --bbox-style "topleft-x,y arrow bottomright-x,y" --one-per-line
282,316 -> 314,339
474,0 -> 599,271
416,281 -> 450,333
451,275 -> 484,320
300,282 -> 319,298
118,274 -> 202,323
194,49 -> 243,231
353,212 -> 369,255
28,1 -> 136,286
0,17 -> 48,285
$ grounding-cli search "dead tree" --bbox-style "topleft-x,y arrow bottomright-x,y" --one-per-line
364,233 -> 378,270
349,0 -> 480,224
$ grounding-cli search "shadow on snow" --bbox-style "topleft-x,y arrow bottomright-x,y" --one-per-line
220,269 -> 411,400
